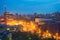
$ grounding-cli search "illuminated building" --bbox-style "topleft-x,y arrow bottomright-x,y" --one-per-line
35,18 -> 52,23
4,12 -> 15,20
53,32 -> 60,40
42,30 -> 52,38
35,18 -> 53,25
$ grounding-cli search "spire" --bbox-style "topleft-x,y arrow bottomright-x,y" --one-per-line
4,5 -> 7,24
4,5 -> 7,13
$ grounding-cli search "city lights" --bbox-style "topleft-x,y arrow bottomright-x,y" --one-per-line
0,12 -> 60,40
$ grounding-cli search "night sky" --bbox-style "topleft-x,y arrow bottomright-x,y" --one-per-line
0,0 -> 60,14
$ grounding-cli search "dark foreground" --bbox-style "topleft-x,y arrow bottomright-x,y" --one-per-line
0,31 -> 56,40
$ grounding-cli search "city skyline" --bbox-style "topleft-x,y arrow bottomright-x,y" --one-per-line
0,0 -> 60,40
0,0 -> 60,14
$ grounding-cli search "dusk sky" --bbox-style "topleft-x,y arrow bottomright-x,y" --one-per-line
0,0 -> 60,14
